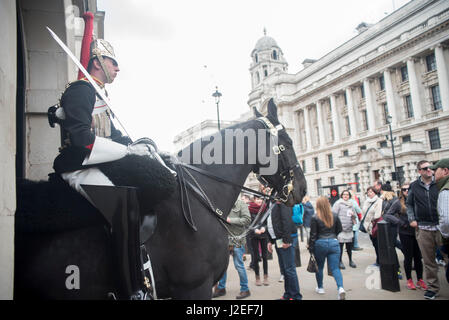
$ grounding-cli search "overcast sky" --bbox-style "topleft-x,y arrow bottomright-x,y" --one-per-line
96,0 -> 411,152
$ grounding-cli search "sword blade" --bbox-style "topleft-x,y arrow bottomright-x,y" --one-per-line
46,26 -> 132,140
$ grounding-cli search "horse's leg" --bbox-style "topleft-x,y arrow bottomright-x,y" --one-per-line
170,275 -> 214,300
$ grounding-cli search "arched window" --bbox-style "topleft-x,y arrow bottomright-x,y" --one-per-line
272,50 -> 277,60
255,54 -> 258,63
263,65 -> 268,77
256,72 -> 260,84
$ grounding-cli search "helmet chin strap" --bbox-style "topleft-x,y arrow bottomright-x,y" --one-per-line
97,55 -> 113,83
92,49 -> 113,83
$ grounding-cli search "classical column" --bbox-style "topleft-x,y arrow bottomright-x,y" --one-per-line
329,94 -> 341,143
345,87 -> 358,137
407,58 -> 423,120
303,106 -> 312,151
435,44 -> 449,112
363,79 -> 376,133
383,69 -> 398,125
316,100 -> 326,147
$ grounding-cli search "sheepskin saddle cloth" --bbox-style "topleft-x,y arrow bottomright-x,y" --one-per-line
15,154 -> 177,234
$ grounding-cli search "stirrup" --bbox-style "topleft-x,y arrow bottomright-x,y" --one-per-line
130,290 -> 149,300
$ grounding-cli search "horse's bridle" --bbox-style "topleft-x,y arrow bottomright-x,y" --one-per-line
173,115 -> 300,234
255,116 -> 300,203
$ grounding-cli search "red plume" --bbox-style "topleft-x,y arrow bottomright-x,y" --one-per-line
78,12 -> 94,79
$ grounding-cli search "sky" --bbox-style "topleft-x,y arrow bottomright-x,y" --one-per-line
96,0 -> 411,152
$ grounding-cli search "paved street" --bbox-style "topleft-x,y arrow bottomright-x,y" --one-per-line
214,232 -> 449,300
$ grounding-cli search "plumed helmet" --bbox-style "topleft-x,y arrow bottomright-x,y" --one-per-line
90,39 -> 117,63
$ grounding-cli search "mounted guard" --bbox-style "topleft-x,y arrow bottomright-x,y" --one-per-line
47,15 -> 160,300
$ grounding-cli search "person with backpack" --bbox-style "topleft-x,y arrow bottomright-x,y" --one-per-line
332,190 -> 358,269
301,196 -> 315,243
268,202 -> 302,300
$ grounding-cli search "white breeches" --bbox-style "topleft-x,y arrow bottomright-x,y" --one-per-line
61,167 -> 114,206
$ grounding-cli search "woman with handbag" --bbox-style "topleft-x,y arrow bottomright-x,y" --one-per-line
383,182 -> 427,290
361,187 -> 383,266
308,196 -> 345,300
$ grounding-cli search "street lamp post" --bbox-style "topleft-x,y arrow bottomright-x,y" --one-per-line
212,86 -> 222,131
386,115 -> 398,181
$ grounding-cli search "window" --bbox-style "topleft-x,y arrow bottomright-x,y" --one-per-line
301,160 -> 306,174
362,110 -> 369,131
400,66 -> 409,82
343,92 -> 348,106
426,53 -> 436,72
263,65 -> 268,77
272,50 -> 278,60
329,176 -> 336,185
428,128 -> 441,150
255,54 -> 258,63
314,157 -> 319,171
382,103 -> 389,124
315,179 -> 322,196
342,149 -> 349,157
345,116 -> 351,136
405,95 -> 414,118
431,85 -> 442,110
401,134 -> 411,143
359,145 -> 367,152
360,84 -> 365,98
379,140 -> 388,148
327,154 -> 334,169
379,75 -> 385,91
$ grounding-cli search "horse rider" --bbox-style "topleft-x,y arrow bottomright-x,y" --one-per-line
49,38 -> 152,300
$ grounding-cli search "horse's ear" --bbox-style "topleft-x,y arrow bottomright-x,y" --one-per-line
253,107 -> 263,118
267,98 -> 279,123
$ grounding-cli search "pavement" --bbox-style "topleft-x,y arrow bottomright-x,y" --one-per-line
213,232 -> 449,300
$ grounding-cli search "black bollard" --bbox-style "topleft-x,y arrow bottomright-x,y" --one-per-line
377,220 -> 400,292
295,244 -> 301,267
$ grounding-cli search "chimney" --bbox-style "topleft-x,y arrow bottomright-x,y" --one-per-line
302,58 -> 317,69
356,22 -> 373,34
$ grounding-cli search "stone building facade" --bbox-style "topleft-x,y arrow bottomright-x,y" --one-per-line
0,0 -> 104,299
248,0 -> 449,201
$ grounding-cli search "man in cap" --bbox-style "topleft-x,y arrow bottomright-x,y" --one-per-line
431,158 -> 449,240
430,159 -> 449,284
51,38 -> 152,299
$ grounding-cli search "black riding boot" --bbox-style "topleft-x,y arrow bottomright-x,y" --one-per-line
111,188 -> 148,300
81,185 -> 150,300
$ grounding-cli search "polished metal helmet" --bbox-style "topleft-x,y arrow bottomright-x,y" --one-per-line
89,39 -> 117,83
90,39 -> 116,62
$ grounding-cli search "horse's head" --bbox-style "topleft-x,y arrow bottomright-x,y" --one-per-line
253,98 -> 307,207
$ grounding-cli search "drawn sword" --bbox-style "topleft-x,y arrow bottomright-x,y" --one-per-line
46,26 -> 132,140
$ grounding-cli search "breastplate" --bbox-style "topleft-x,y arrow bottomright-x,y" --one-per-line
92,90 -> 112,138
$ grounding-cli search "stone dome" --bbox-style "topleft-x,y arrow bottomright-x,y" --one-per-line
254,35 -> 279,52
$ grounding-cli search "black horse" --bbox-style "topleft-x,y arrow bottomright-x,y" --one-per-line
14,99 -> 307,299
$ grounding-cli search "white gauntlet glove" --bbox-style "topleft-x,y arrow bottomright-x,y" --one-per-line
127,143 -> 154,157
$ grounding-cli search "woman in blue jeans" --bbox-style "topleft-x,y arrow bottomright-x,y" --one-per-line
308,196 -> 346,300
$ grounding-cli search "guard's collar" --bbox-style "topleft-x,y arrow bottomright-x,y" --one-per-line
80,76 -> 105,88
